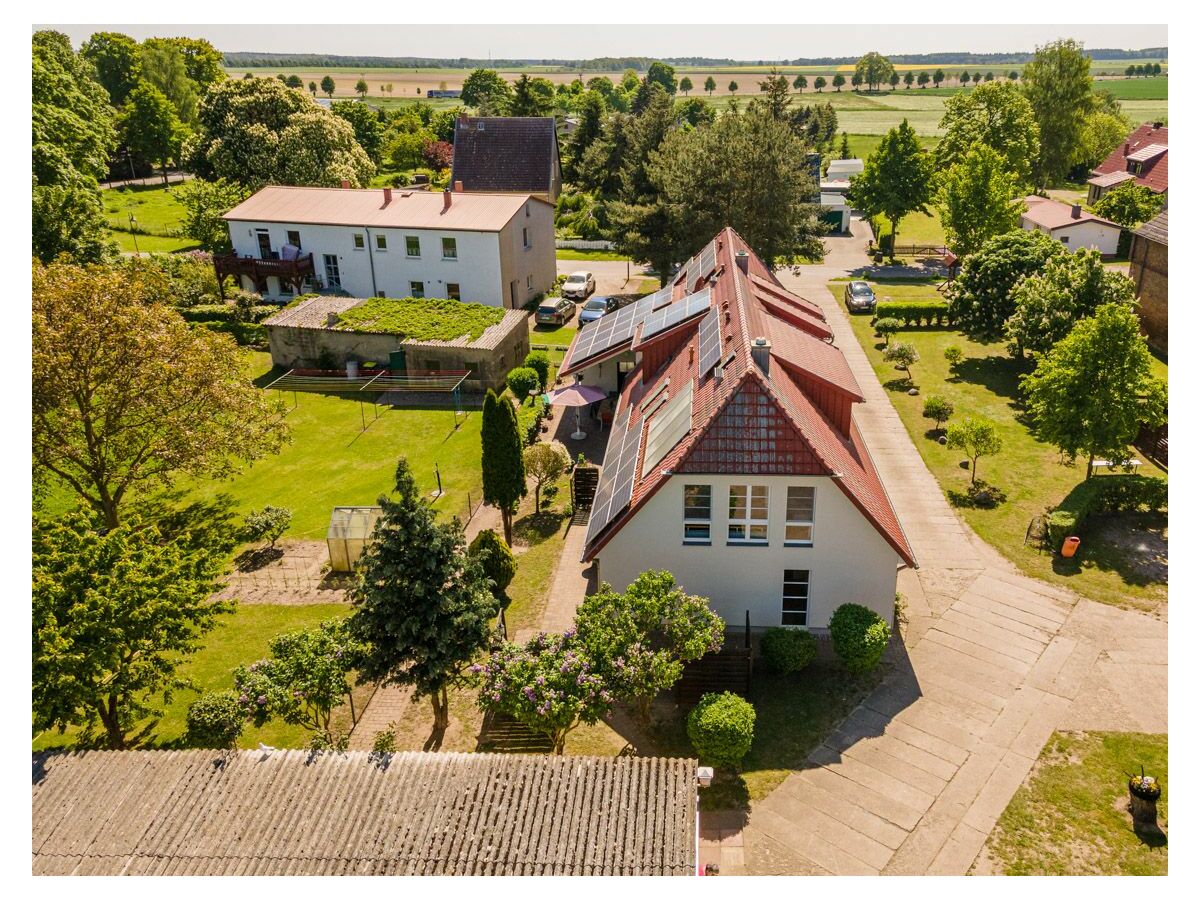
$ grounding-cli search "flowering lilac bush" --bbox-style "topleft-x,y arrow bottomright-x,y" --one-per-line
473,631 -> 611,754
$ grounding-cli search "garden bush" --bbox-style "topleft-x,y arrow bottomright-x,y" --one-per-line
874,317 -> 902,344
185,690 -> 245,749
686,691 -> 756,770
507,366 -> 541,400
875,300 -> 952,327
523,350 -> 551,389
244,505 -> 292,549
468,528 -> 517,598
760,627 -> 818,674
1045,475 -> 1168,548
922,395 -> 955,431
829,603 -> 891,674
180,302 -> 275,324
515,395 -> 548,444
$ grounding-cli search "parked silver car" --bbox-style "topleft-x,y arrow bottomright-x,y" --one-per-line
562,271 -> 596,300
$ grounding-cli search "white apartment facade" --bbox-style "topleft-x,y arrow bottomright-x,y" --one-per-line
221,185 -> 557,308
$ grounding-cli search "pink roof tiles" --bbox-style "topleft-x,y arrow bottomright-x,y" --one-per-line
1021,196 -> 1120,231
223,185 -> 550,232
580,228 -> 914,567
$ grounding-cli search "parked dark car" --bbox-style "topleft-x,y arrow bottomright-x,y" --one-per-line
536,296 -> 576,326
844,280 -> 877,313
578,295 -> 619,325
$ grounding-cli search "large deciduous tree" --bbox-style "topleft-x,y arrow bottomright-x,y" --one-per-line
1006,249 -> 1135,358
348,459 -> 498,731
140,38 -> 200,125
119,82 -> 181,183
461,67 -> 512,113
274,109 -> 375,187
935,81 -> 1040,186
174,176 -> 246,252
1021,39 -> 1094,190
330,99 -> 385,165
855,52 -> 896,92
1076,110 -> 1131,171
33,512 -> 234,749
80,31 -> 142,106
510,74 -> 556,116
946,228 -> 1068,340
1094,180 -> 1164,231
481,390 -> 526,544
574,571 -> 724,722
937,144 -> 1022,256
848,119 -> 934,252
32,260 -> 289,527
1022,304 -> 1166,477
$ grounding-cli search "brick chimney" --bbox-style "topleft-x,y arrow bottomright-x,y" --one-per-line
1124,142 -> 1131,156
734,250 -> 750,274
443,189 -> 452,211
751,337 -> 771,376
453,180 -> 464,192
1071,204 -> 1082,219
382,187 -> 393,205
340,179 -> 351,189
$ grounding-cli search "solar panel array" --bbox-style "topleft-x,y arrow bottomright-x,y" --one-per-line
699,241 -> 717,281
638,288 -> 712,342
697,309 -> 722,378
650,286 -> 674,311
584,407 -> 645,548
564,293 -> 658,370
642,381 -> 694,475
676,239 -> 719,292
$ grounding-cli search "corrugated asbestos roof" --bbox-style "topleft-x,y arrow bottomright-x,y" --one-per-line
576,228 -> 915,567
223,185 -> 545,232
451,117 -> 559,195
32,749 -> 698,876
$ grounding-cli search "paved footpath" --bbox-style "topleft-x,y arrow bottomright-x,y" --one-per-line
721,254 -> 1167,876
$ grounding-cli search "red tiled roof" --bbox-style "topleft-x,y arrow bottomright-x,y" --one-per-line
582,228 -> 915,567
1092,123 -> 1168,194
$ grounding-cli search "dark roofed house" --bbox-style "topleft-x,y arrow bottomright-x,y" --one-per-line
1087,122 -> 1168,204
452,116 -> 561,202
32,749 -> 699,876
1130,208 -> 1168,357
561,229 -> 914,635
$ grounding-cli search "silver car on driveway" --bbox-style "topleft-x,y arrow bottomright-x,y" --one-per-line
562,271 -> 596,300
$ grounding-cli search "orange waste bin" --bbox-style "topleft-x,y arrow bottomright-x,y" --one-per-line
1061,536 -> 1081,558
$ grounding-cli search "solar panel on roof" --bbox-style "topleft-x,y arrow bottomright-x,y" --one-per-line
639,288 -> 712,341
684,256 -> 701,291
564,293 -> 658,370
697,309 -> 721,377
700,241 -> 717,280
642,382 -> 693,476
649,286 -> 673,311
585,408 -> 644,547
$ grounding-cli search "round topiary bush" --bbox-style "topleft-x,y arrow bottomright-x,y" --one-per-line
185,690 -> 246,749
829,603 -> 891,674
523,350 -> 551,390
507,366 -> 540,400
760,627 -> 818,674
686,691 -> 755,770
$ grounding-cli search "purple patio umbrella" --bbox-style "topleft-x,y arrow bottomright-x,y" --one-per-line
545,381 -> 607,440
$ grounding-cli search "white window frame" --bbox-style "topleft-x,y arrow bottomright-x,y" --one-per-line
785,486 -> 815,546
409,280 -> 425,299
728,484 -> 769,543
526,274 -> 533,291
442,237 -> 457,260
682,484 -> 712,544
353,233 -> 366,251
781,569 -> 810,627
523,226 -> 531,249
375,234 -> 388,251
405,236 -> 421,258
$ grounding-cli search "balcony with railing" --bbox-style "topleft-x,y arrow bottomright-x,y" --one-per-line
214,253 -> 316,297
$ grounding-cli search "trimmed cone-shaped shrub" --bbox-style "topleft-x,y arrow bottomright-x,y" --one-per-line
468,528 -> 517,597
686,691 -> 755,770
760,627 -> 818,674
185,690 -> 245,749
829,603 -> 891,674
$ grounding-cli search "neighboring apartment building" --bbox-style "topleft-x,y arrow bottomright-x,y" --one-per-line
451,116 -> 561,202
1087,122 -> 1168,204
219,185 -> 556,309
1129,208 -> 1168,356
1020,196 -> 1122,256
561,229 -> 915,633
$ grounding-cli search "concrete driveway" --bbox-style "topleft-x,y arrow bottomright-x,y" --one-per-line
703,251 -> 1168,877
556,258 -> 652,297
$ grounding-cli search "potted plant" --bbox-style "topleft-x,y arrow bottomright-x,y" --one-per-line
1128,767 -> 1161,827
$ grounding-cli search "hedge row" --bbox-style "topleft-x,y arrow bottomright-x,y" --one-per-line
516,395 -> 548,445
1045,474 -> 1168,548
180,304 -> 277,324
873,300 -> 953,328
197,320 -> 267,347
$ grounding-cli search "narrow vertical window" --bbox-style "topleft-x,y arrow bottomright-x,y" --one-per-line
442,237 -> 457,259
781,570 -> 810,627
683,485 -> 712,543
785,486 -> 815,545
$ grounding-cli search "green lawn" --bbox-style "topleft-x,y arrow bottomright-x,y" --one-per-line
555,248 -> 632,262
983,731 -> 1167,875
101,182 -> 197,254
184,352 -> 485,538
33,604 -> 358,751
869,209 -> 948,249
835,280 -> 1167,612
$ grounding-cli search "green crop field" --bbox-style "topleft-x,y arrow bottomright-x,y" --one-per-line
1096,76 -> 1168,100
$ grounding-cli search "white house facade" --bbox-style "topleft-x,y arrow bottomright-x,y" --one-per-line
220,185 -> 556,308
1020,196 -> 1122,256
563,229 -> 914,634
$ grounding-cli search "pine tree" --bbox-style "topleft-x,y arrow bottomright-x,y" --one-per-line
348,459 -> 498,731
481,390 -> 525,544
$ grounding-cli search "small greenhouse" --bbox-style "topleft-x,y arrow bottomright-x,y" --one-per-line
327,506 -> 382,573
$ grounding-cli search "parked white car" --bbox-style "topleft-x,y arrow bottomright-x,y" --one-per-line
562,271 -> 596,300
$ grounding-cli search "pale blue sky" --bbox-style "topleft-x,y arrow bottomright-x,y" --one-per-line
42,24 -> 1167,59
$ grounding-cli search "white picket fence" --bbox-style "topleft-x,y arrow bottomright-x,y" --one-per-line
556,239 -> 615,250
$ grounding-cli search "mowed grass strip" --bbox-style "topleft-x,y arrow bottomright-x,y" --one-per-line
32,603 -> 358,751
834,280 -> 1166,611
983,731 -> 1167,875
